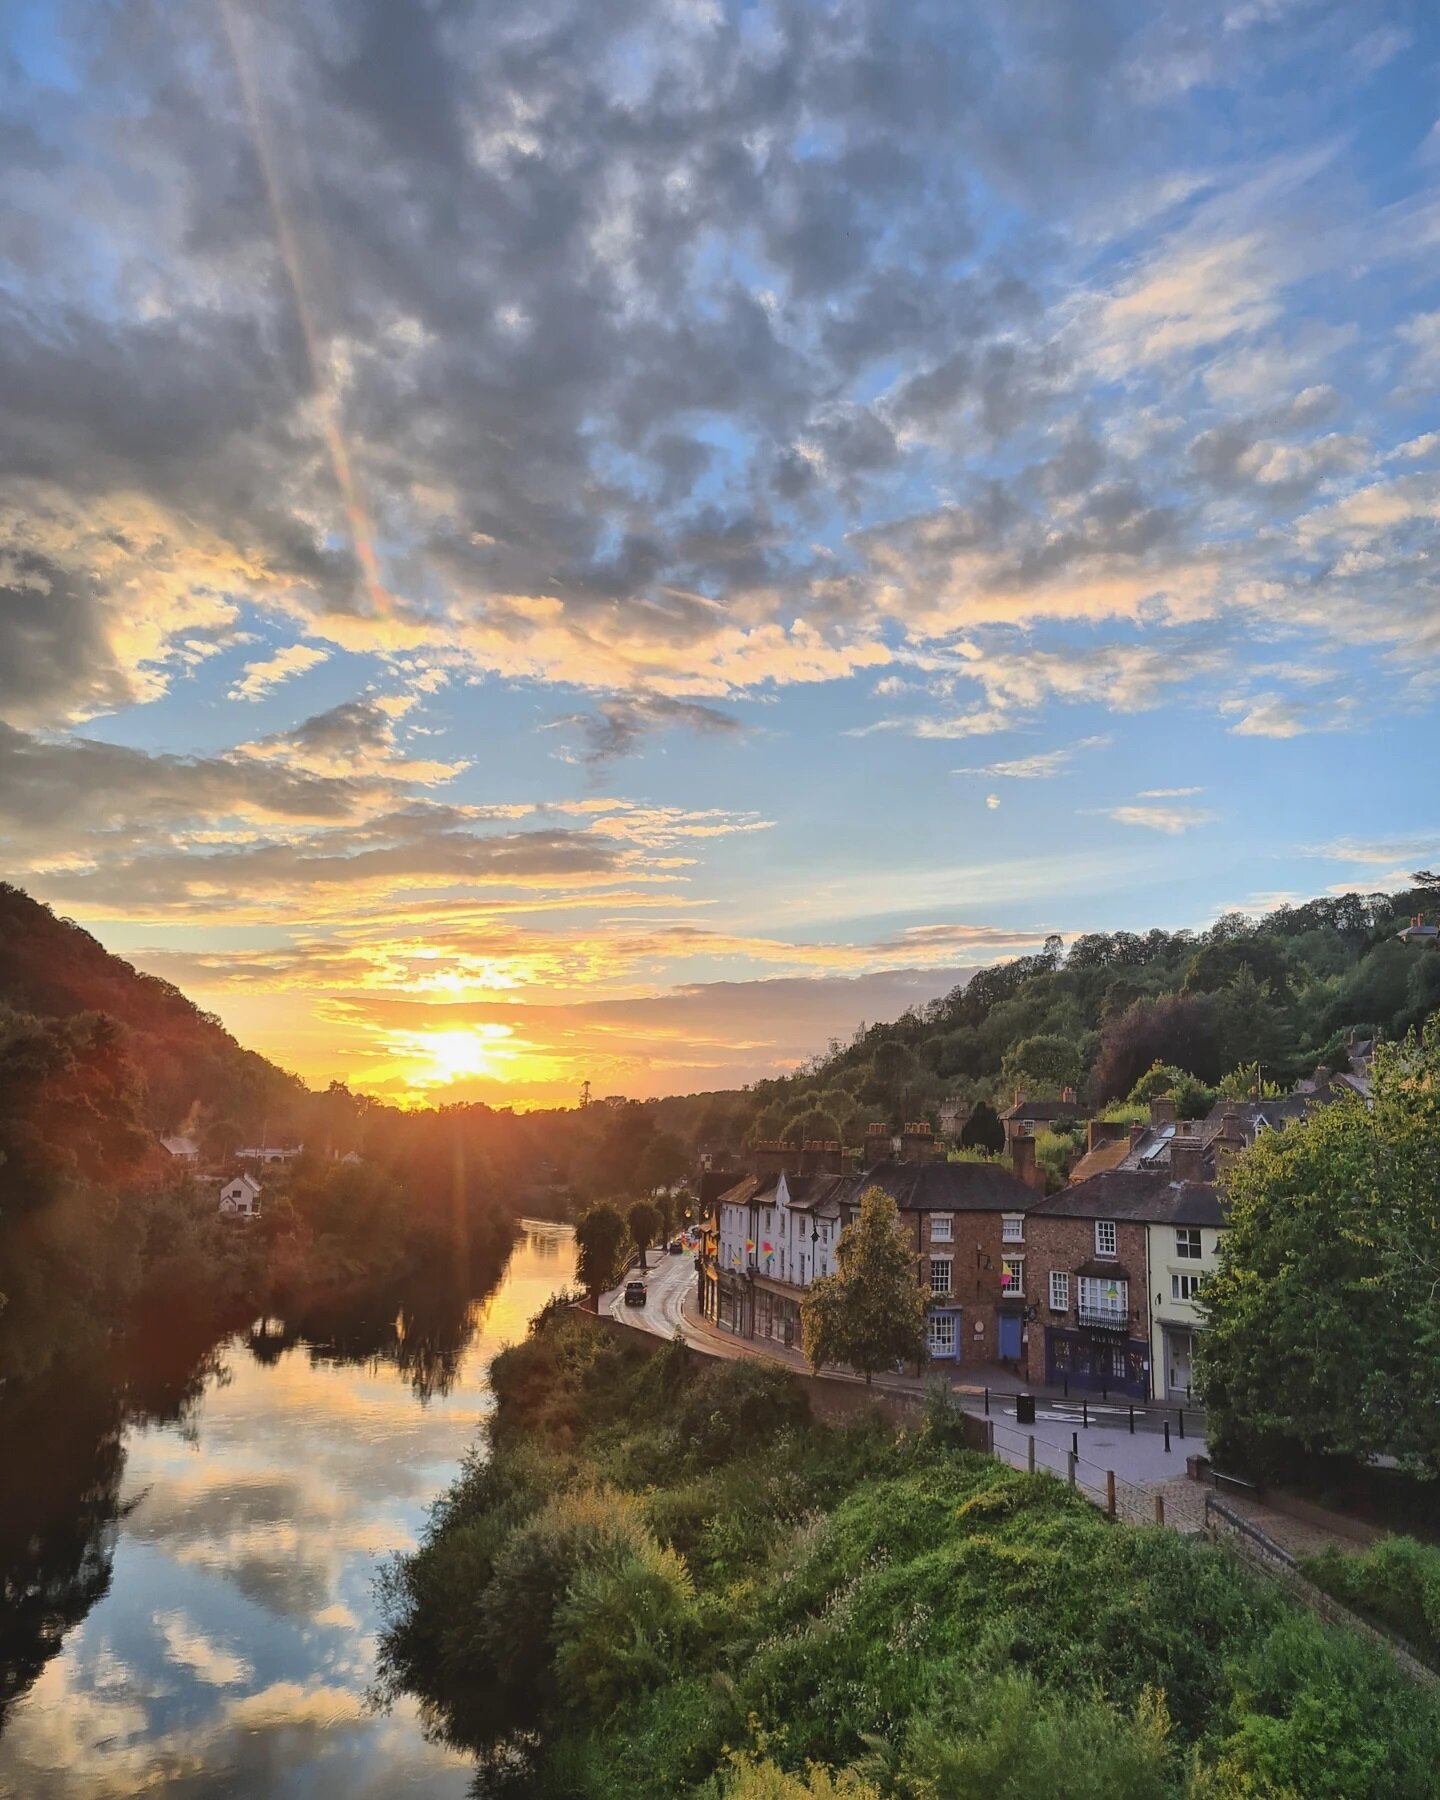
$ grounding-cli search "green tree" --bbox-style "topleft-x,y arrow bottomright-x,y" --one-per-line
625,1198 -> 663,1271
1199,1016 -> 1440,1479
1125,1061 -> 1216,1119
801,1187 -> 927,1383
574,1201 -> 629,1300
640,1133 -> 690,1194
959,1099 -> 1004,1155
1001,1033 -> 1084,1094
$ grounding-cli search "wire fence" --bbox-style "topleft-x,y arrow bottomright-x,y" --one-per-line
979,1413 -> 1208,1532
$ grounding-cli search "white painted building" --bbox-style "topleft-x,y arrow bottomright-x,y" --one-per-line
160,1135 -> 199,1163
219,1173 -> 262,1218
237,1144 -> 303,1164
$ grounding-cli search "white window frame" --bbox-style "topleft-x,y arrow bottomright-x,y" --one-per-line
1048,1270 -> 1070,1312
1171,1273 -> 1202,1302
1175,1227 -> 1202,1260
1094,1219 -> 1118,1258
929,1213 -> 954,1242
1078,1275 -> 1128,1325
929,1256 -> 953,1296
927,1312 -> 956,1355
1000,1256 -> 1024,1296
1001,1214 -> 1024,1243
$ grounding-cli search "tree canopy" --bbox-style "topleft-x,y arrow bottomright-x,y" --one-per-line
801,1187 -> 928,1382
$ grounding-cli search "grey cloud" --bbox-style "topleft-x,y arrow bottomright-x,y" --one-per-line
551,693 -> 741,766
0,552 -> 133,726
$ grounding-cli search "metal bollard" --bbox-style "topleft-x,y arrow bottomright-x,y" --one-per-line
1071,1429 -> 1079,1457
1178,1408 -> 1186,1441
1128,1405 -> 1135,1435
1163,1419 -> 1171,1453
1028,1434 -> 1036,1474
1106,1470 -> 1116,1519
1154,1492 -> 1165,1527
984,1386 -> 990,1416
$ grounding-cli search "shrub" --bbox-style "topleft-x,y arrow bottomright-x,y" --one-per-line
553,1535 -> 697,1720
1303,1537 -> 1440,1671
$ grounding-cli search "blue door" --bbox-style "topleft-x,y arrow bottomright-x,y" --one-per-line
997,1313 -> 1021,1361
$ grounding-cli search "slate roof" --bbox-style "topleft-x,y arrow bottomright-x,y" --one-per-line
1001,1098 -> 1083,1122
1029,1168 -> 1224,1228
837,1157 -> 1037,1213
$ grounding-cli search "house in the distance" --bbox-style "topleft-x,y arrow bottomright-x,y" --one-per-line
1002,1089 -> 1082,1144
160,1134 -> 199,1164
219,1172 -> 262,1218
237,1143 -> 303,1165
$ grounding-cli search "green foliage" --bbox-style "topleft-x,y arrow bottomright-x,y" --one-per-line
575,1201 -> 630,1294
958,1099 -> 1004,1154
1000,1032 -> 1084,1094
380,1306 -> 1440,1797
1303,1538 -> 1440,1672
1199,1015 -> 1440,1479
1125,1061 -> 1216,1119
626,1198 -> 664,1267
801,1187 -> 928,1381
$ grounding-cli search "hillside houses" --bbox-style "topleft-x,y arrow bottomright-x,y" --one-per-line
218,1172 -> 262,1218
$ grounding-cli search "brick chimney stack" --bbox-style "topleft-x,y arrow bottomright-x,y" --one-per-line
1087,1118 -> 1126,1154
1061,1085 -> 1077,1104
1011,1134 -> 1045,1192
900,1121 -> 935,1164
862,1121 -> 892,1168
1128,1122 -> 1146,1149
1149,1096 -> 1177,1128
1170,1137 -> 1206,1183
751,1140 -> 802,1179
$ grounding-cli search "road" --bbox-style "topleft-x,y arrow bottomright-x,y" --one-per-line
603,1245 -> 697,1340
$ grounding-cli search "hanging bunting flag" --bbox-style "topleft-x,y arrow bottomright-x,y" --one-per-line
745,1238 -> 755,1252
762,1241 -> 773,1255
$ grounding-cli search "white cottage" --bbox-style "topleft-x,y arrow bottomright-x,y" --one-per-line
219,1172 -> 262,1218
160,1135 -> 199,1164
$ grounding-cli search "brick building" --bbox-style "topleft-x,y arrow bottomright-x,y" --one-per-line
1024,1169 -> 1224,1400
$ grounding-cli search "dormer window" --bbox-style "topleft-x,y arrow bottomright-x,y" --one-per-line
1094,1219 -> 1117,1258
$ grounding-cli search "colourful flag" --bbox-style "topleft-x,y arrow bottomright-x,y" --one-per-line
762,1241 -> 773,1255
745,1238 -> 755,1252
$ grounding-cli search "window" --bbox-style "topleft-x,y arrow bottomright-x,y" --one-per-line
1078,1275 -> 1128,1325
929,1256 -> 953,1296
1001,1214 -> 1024,1243
1175,1227 -> 1202,1259
1000,1257 -> 1024,1295
927,1312 -> 956,1356
1048,1270 -> 1070,1312
930,1213 -> 953,1242
1171,1273 -> 1203,1302
1094,1219 -> 1117,1258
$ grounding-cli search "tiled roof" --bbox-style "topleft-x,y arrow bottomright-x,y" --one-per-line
1030,1168 -> 1224,1227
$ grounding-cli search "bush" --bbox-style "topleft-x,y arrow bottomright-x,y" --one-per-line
1303,1537 -> 1440,1671
553,1535 -> 697,1720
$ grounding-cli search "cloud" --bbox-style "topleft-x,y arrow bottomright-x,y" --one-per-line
155,1614 -> 253,1689
985,793 -> 1001,810
953,735 -> 1111,779
549,693 -> 740,766
1093,802 -> 1219,833
230,644 -> 331,702
1137,786 -> 1203,797
1218,691 -> 1356,737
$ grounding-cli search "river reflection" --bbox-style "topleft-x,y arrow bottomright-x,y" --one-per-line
0,1220 -> 576,1798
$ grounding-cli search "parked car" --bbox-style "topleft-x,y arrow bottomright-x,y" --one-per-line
624,1279 -> 647,1306
667,1238 -> 684,1254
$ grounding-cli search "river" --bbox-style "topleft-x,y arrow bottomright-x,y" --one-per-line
0,1219 -> 577,1798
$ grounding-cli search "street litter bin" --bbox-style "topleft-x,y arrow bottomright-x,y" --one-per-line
1016,1393 -> 1036,1425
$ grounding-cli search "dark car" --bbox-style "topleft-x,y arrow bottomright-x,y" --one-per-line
667,1238 -> 684,1254
623,1279 -> 647,1306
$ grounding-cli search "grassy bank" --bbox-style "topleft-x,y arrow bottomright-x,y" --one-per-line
377,1308 -> 1440,1798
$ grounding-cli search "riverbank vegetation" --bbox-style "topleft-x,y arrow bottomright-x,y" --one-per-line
377,1309 -> 1440,1798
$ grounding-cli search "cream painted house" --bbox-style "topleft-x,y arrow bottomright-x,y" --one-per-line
1147,1214 -> 1225,1403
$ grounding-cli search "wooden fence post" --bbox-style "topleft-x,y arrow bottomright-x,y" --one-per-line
1154,1492 -> 1165,1527
1067,1450 -> 1077,1488
1028,1434 -> 1036,1475
1106,1470 -> 1116,1519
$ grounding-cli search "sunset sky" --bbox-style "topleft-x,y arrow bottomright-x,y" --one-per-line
2,0 -> 1438,1107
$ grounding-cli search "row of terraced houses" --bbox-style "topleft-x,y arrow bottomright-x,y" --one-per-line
697,1066 -> 1360,1403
